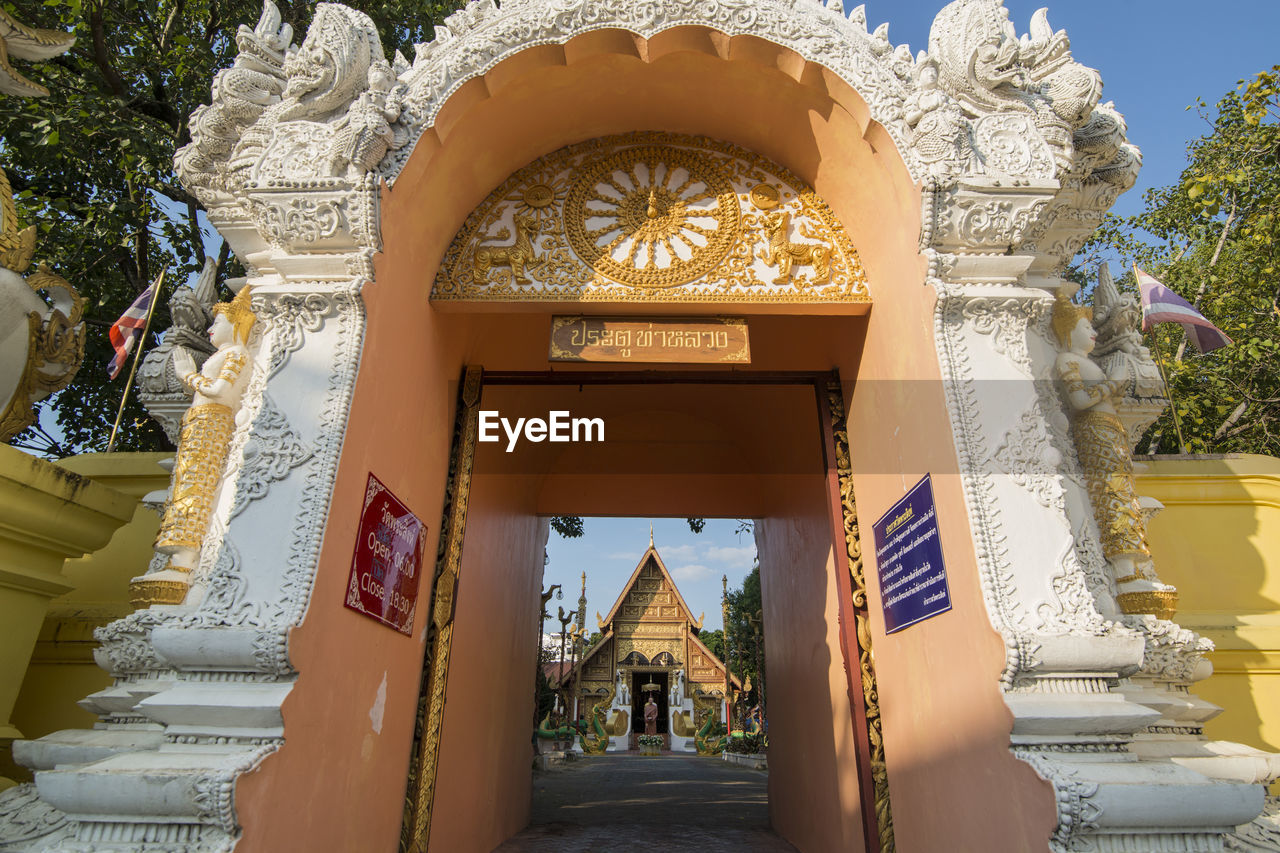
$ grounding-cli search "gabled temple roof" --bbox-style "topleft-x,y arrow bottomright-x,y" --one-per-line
599,542 -> 700,629
553,628 -> 614,688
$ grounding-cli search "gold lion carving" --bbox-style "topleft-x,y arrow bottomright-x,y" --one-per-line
757,210 -> 831,286
473,214 -> 541,284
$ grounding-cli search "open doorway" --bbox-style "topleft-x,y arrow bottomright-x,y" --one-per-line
402,372 -> 884,853
631,670 -> 668,736
538,516 -> 754,756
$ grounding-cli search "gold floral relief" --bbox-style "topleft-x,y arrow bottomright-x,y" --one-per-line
827,378 -> 895,853
401,367 -> 482,853
432,132 -> 870,306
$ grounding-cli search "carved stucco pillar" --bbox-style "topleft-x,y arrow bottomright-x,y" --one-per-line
928,192 -> 1264,846
918,0 -> 1275,836
0,4 -> 375,846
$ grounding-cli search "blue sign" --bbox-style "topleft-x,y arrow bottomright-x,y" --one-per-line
871,474 -> 951,634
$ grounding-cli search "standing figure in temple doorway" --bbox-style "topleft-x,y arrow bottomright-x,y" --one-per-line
1053,288 -> 1177,618
643,694 -> 659,736
129,286 -> 256,608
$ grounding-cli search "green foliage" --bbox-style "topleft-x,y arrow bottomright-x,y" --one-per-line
696,565 -> 764,700
548,516 -> 713,538
698,628 -> 724,660
726,732 -> 765,754
722,562 -> 764,699
549,516 -> 585,538
1078,65 -> 1280,456
1,0 -> 464,455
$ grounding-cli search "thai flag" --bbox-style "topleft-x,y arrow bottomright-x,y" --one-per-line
1135,266 -> 1233,354
106,284 -> 155,379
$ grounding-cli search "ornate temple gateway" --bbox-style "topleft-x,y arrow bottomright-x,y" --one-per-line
1,0 -> 1278,851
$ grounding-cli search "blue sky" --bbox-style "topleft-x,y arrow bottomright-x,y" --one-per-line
544,517 -> 758,636
541,1 -> 1280,634
861,0 -> 1280,221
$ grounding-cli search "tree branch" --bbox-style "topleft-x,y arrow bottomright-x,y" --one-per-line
186,197 -> 206,266
159,0 -> 187,53
87,0 -> 128,99
1213,401 -> 1249,440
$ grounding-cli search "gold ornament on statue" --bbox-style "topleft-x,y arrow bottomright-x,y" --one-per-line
0,8 -> 76,99
212,284 -> 257,343
1053,287 -> 1177,619
1051,289 -> 1093,349
130,287 -> 256,608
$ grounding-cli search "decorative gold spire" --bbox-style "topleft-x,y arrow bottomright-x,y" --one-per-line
649,523 -> 654,549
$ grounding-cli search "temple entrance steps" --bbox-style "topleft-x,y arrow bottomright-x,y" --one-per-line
493,753 -> 794,852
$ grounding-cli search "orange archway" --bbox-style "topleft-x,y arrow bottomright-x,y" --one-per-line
233,32 -> 1054,853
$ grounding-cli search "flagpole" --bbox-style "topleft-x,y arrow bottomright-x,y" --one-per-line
107,267 -> 167,453
1135,263 -> 1188,454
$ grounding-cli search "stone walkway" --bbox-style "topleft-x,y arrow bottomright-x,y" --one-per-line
493,753 -> 797,852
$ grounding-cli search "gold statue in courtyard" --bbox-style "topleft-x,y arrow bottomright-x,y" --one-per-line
130,287 -> 256,607
1053,288 -> 1177,619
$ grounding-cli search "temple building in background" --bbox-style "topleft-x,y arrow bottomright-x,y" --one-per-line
552,538 -> 739,752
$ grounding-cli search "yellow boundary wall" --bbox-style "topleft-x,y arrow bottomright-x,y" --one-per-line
7,453 -> 167,769
1137,454 -> 1280,761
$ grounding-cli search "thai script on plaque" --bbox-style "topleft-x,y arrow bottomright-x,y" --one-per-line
871,474 -> 952,634
549,316 -> 749,364
343,473 -> 428,635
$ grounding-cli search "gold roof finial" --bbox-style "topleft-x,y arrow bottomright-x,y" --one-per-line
649,523 -> 654,548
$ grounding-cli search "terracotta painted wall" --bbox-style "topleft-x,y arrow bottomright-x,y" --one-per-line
428,465 -> 548,851
757,487 -> 866,852
234,263 -> 465,852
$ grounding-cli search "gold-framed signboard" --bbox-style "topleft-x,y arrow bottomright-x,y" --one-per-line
548,316 -> 749,364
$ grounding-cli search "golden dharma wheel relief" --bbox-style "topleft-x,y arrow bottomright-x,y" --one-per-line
433,132 -> 870,305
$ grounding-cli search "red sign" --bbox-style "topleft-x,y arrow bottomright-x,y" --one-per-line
344,473 -> 428,635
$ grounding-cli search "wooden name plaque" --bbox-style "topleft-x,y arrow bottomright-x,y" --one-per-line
549,316 -> 750,364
